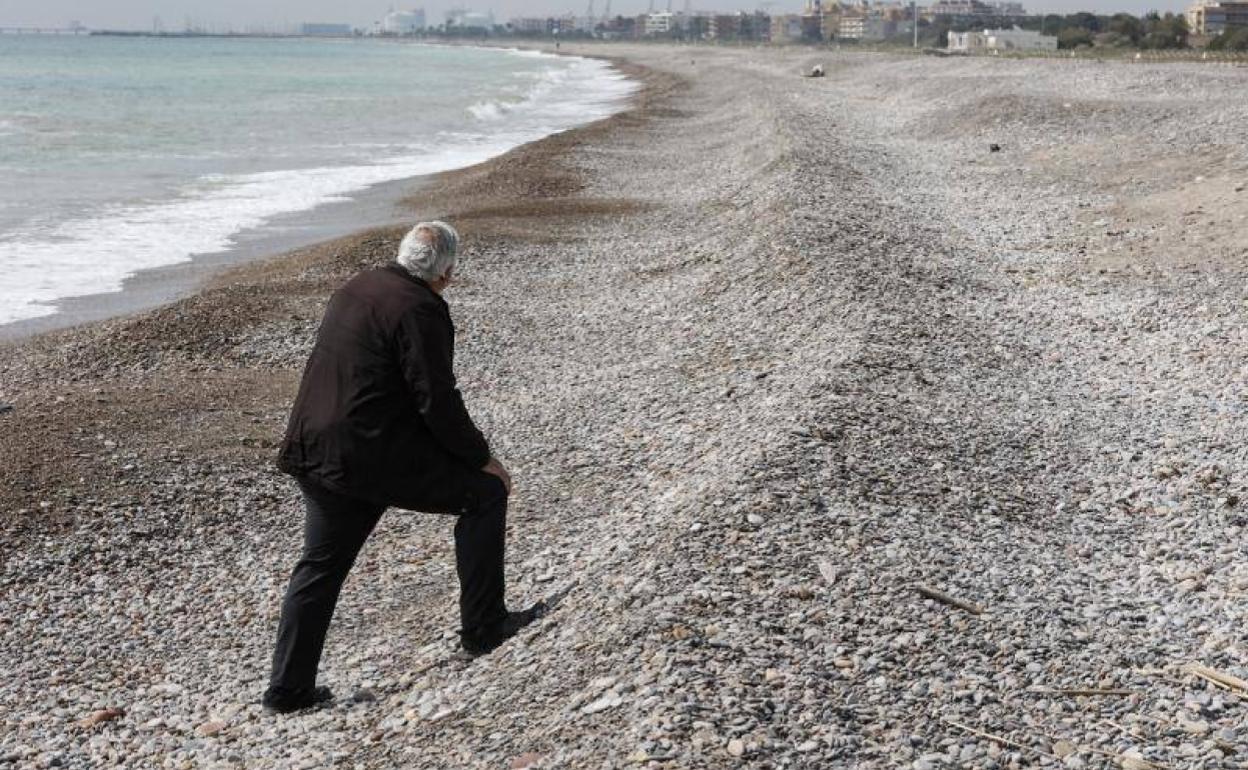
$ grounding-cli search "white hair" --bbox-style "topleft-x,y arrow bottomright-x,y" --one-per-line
396,221 -> 460,282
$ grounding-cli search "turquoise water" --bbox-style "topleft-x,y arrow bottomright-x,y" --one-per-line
0,36 -> 634,324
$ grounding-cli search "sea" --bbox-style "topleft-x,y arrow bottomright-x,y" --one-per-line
0,36 -> 636,326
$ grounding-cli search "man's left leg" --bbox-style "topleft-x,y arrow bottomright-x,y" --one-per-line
450,473 -> 544,655
264,480 -> 384,711
395,464 -> 544,657
453,473 -> 509,640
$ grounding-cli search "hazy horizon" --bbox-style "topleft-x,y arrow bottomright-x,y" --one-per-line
0,0 -> 1191,31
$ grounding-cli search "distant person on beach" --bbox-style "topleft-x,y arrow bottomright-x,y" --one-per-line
262,221 -> 541,715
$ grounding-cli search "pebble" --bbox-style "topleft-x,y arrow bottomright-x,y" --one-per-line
194,721 -> 226,738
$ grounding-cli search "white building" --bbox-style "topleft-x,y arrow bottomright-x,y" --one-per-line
948,25 -> 1056,51
839,14 -> 867,39
446,9 -> 494,28
382,9 -> 426,33
645,11 -> 676,36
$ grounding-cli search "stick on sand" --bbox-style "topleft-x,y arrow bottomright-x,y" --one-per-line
917,584 -> 983,615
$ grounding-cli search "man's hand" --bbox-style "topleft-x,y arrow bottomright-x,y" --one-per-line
482,456 -> 512,495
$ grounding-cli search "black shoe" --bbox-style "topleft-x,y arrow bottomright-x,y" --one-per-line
460,602 -> 546,657
262,685 -> 334,715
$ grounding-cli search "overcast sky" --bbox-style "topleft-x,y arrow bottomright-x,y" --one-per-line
0,0 -> 1190,31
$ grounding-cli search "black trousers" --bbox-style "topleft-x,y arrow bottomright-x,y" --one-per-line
266,473 -> 507,697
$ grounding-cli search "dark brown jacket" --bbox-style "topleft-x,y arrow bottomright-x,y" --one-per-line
277,265 -> 490,507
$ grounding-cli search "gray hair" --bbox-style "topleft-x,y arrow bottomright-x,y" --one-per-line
396,221 -> 460,282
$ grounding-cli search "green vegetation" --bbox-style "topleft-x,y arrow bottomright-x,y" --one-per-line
1207,26 -> 1248,50
1015,10 -> 1190,50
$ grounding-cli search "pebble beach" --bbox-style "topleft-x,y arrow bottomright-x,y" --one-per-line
0,44 -> 1245,769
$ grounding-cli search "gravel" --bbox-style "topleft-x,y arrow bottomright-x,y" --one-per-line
1,44 -> 1245,768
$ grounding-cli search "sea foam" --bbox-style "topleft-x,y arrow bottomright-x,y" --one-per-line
0,44 -> 636,325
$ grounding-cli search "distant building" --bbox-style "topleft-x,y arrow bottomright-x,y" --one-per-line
1187,1 -> 1248,35
947,29 -> 986,49
948,25 -> 1056,50
508,15 -> 576,35
510,17 -> 546,34
743,11 -> 772,41
302,23 -> 353,36
710,11 -> 771,41
645,11 -> 676,36
381,9 -> 426,34
826,2 -> 915,41
598,15 -> 638,39
868,17 -> 913,39
770,14 -> 806,43
668,14 -> 711,40
446,9 -> 494,29
839,13 -> 867,39
821,11 -> 842,40
927,0 -> 1027,18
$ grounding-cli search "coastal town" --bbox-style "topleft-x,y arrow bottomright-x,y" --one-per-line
425,0 -> 1242,51
10,1 -> 1248,53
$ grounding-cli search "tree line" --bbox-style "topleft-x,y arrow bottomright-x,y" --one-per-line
921,11 -> 1248,51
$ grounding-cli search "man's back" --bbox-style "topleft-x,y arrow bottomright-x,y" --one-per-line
277,265 -> 489,508
264,221 -> 533,717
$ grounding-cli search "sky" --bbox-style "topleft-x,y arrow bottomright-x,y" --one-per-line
0,0 -> 1190,31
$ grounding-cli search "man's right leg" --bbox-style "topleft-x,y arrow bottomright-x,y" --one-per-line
265,480 -> 384,710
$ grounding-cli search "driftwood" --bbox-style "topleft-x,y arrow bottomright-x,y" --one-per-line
939,717 -> 1054,758
1181,663 -> 1248,693
916,584 -> 983,615
1028,686 -> 1136,697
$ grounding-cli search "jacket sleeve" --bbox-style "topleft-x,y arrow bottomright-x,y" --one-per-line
395,307 -> 491,468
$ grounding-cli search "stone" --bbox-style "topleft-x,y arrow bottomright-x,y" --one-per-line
195,721 -> 227,737
77,708 -> 124,729
726,739 -> 745,757
582,691 -> 623,715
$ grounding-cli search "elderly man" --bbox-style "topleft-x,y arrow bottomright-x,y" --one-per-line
262,221 -> 540,715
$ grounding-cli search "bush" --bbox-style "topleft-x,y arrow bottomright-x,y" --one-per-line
1057,27 -> 1094,49
1207,26 -> 1248,51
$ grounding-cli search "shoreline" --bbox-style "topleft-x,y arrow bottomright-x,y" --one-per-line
0,173 -> 420,343
0,41 -> 635,345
